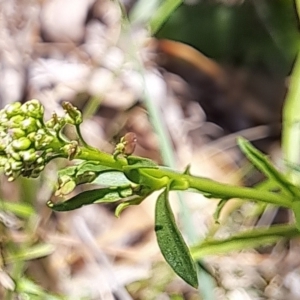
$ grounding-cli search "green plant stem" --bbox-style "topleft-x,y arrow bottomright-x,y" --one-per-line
145,168 -> 292,208
190,224 -> 300,259
282,50 -> 300,183
77,147 -> 127,169
75,147 -> 291,208
150,0 -> 183,34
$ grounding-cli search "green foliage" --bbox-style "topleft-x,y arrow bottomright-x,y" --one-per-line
191,224 -> 299,259
156,0 -> 299,74
155,186 -> 198,288
1,100 -> 300,289
0,182 -> 65,299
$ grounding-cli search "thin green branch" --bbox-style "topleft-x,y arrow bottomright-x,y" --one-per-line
75,147 -> 292,208
143,168 -> 292,208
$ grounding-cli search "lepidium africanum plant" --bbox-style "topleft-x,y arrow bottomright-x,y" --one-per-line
1,99 -> 300,288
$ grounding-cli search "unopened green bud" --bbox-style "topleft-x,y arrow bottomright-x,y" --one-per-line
0,115 -> 8,125
63,102 -> 82,125
5,143 -> 14,154
26,132 -> 36,142
0,156 -> 7,166
8,128 -> 26,139
45,113 -> 62,131
11,137 -> 32,151
8,115 -> 25,128
62,141 -> 79,160
4,160 -> 12,173
0,126 -> 6,137
30,170 -> 42,178
36,128 -> 47,136
11,161 -> 23,171
36,157 -> 44,165
56,175 -> 76,196
34,135 -> 54,149
0,139 -> 6,151
8,170 -> 21,182
10,151 -> 21,161
21,149 -> 37,162
5,102 -> 22,117
78,171 -> 97,184
20,117 -> 39,132
34,165 -> 45,173
21,99 -> 44,119
45,148 -> 53,154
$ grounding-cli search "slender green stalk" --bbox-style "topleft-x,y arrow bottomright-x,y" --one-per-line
282,0 -> 300,183
75,147 -> 292,208
144,168 -> 292,208
282,51 -> 300,183
77,147 -> 127,169
150,0 -> 183,34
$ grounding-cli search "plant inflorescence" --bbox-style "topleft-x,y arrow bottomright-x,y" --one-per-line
1,99 -> 300,288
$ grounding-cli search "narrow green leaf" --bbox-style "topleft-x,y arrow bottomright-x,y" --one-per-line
123,156 -> 158,184
76,161 -> 112,175
93,171 -> 132,186
0,200 -> 34,218
47,186 -> 133,211
191,224 -> 300,259
57,162 -> 118,195
6,243 -> 55,263
16,277 -> 64,299
282,50 -> 300,184
292,200 -> 300,231
213,198 -> 228,223
238,137 -> 299,197
155,187 -> 198,288
149,0 -> 182,34
16,277 -> 45,296
126,156 -> 158,168
115,196 -> 145,217
57,165 -> 77,178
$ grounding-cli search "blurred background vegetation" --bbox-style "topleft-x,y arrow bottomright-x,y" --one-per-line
0,0 -> 300,299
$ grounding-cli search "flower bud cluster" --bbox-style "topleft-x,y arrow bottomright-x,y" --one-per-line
55,166 -> 98,196
0,100 -> 82,181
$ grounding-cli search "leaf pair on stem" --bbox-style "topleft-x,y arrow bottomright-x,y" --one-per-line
1,100 -> 300,288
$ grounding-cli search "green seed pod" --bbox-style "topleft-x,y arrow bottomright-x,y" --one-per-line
11,137 -> 32,151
